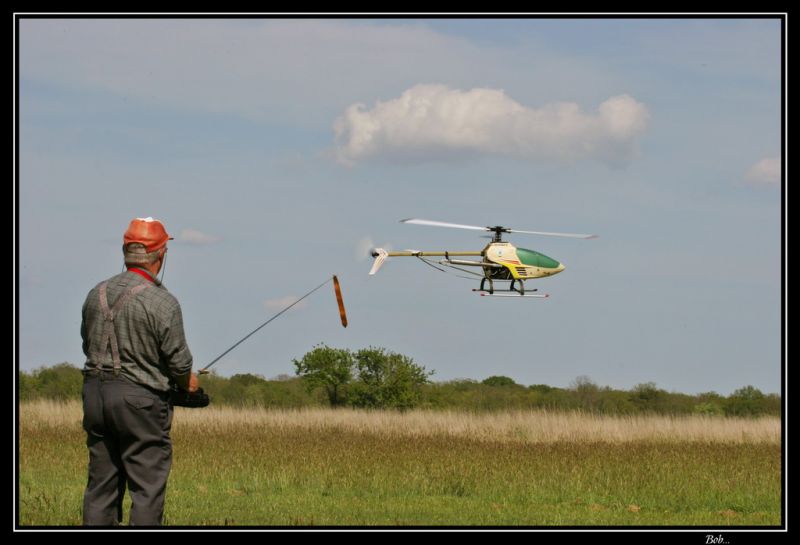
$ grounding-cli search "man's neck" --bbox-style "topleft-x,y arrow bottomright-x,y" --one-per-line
127,264 -> 160,279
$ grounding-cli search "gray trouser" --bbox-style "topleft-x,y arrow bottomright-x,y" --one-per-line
82,372 -> 173,526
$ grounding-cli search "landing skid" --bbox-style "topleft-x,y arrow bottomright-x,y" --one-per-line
472,288 -> 549,298
477,277 -> 545,297
479,292 -> 549,298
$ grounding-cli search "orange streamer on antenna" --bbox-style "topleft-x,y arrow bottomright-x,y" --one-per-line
333,275 -> 348,328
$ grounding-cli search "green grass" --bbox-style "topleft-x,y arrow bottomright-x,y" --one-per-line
18,402 -> 782,526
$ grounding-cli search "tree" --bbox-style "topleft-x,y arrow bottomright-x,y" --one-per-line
528,384 -> 555,394
225,374 -> 268,406
692,391 -> 724,416
693,402 -> 724,416
629,382 -> 666,413
570,375 -> 600,411
33,363 -> 83,400
725,385 -> 767,416
482,376 -> 517,387
350,347 -> 433,410
292,344 -> 354,407
19,371 -> 37,401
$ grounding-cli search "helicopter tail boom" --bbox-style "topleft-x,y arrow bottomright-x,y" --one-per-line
369,248 -> 484,275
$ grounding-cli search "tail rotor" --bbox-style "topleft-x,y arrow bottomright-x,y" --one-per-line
369,248 -> 389,275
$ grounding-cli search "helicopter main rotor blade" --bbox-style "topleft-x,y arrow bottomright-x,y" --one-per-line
401,218 -> 489,231
402,218 -> 598,239
507,229 -> 598,239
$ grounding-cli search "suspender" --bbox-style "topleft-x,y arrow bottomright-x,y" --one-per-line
93,281 -> 151,373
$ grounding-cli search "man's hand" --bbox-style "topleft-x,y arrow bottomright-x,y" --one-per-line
170,372 -> 209,408
188,372 -> 199,393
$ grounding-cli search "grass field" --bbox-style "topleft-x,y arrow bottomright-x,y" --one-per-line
18,400 -> 782,526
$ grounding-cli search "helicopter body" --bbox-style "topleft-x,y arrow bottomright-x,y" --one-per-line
369,219 -> 595,297
483,241 -> 565,280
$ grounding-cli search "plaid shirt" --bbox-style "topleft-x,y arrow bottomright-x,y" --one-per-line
81,269 -> 193,392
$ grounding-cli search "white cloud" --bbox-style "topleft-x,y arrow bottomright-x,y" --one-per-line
263,296 -> 309,311
334,84 -> 649,167
179,228 -> 221,245
744,157 -> 781,186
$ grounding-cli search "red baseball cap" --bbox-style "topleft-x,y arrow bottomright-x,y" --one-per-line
123,217 -> 174,252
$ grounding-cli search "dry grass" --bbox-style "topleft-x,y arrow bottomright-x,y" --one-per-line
19,399 -> 780,444
18,399 -> 782,525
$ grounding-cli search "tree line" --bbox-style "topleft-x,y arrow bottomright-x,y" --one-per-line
18,347 -> 780,416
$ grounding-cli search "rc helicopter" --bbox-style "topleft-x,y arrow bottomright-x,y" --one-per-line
369,219 -> 597,297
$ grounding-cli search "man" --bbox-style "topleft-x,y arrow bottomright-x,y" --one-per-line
80,217 -> 198,526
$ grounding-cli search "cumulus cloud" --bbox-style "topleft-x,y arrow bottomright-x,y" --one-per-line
178,229 -> 221,245
334,84 -> 649,167
744,157 -> 781,186
263,296 -> 309,311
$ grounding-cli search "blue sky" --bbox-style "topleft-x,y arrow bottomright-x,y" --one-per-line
17,17 -> 783,395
